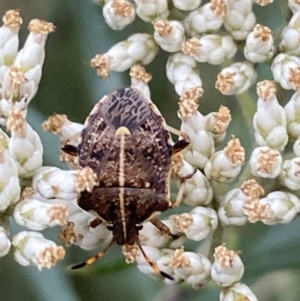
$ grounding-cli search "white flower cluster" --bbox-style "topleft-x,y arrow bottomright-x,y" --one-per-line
0,10 -> 68,270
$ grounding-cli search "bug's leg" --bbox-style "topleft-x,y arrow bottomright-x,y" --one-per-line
71,237 -> 115,269
135,239 -> 174,281
150,218 -> 178,239
167,125 -> 190,154
61,132 -> 82,156
90,218 -> 103,228
172,168 -> 197,208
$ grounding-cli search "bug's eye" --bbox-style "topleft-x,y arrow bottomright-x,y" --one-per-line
107,224 -> 114,231
135,224 -> 143,230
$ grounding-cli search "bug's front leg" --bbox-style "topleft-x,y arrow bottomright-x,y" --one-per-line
150,218 -> 178,239
61,132 -> 81,156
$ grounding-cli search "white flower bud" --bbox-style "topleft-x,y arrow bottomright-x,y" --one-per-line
134,0 -> 169,22
129,64 -> 152,98
139,220 -> 175,248
250,146 -> 282,178
180,109 -> 215,169
244,24 -> 274,63
7,110 -> 43,177
166,52 -> 202,96
0,135 -> 21,211
91,33 -> 158,78
172,0 -> 201,11
1,66 -> 38,119
253,81 -> 288,152
215,62 -> 257,95
182,35 -> 237,65
32,167 -> 77,200
204,137 -> 245,182
172,207 -> 218,241
218,188 -> 248,226
285,89 -> 300,139
42,113 -> 83,142
14,198 -> 68,231
65,210 -> 112,250
224,0 -> 256,40
271,53 -> 300,90
167,247 -> 211,289
183,1 -> 225,37
204,106 -> 232,146
181,169 -> 213,206
294,136 -> 300,156
211,244 -> 244,287
289,0 -> 300,14
220,282 -> 258,301
103,0 -> 135,30
0,10 -> 22,73
280,11 -> 300,56
183,130 -> 214,169
258,191 -> 300,224
153,20 -> 185,53
13,231 -> 65,269
0,226 -> 11,257
280,158 -> 300,190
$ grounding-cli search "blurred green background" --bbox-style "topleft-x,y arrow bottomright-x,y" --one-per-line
1,0 -> 300,300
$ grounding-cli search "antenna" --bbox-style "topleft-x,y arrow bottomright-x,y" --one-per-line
71,238 -> 115,269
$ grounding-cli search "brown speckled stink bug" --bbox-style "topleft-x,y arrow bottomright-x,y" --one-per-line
63,87 -> 189,280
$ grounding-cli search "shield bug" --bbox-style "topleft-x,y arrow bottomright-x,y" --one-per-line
62,87 -> 189,279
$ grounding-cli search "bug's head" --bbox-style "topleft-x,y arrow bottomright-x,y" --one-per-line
107,219 -> 143,245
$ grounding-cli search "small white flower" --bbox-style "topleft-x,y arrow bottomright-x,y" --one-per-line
271,53 -> 300,90
289,0 -> 300,13
134,0 -> 169,22
250,146 -> 282,178
166,52 -> 202,96
153,20 -> 185,53
204,137 -> 245,182
7,110 -> 43,177
129,64 -> 152,98
12,231 -> 65,269
172,0 -> 201,11
67,210 -> 112,250
224,0 -> 256,40
182,35 -> 237,65
91,33 -> 158,78
103,0 -> 135,30
285,89 -> 300,140
0,10 -> 22,78
171,207 -> 218,241
220,282 -> 258,301
182,170 -> 213,206
253,80 -> 288,152
244,24 -> 274,63
42,113 -> 83,142
167,247 -> 211,289
259,191 -> 300,224
215,62 -> 257,95
218,188 -> 248,226
294,136 -> 300,156
180,109 -> 215,169
280,11 -> 300,56
280,158 -> 300,190
211,244 -> 244,287
14,198 -> 68,231
32,167 -> 77,200
139,220 -> 175,248
0,226 -> 11,257
183,1 -> 225,37
0,135 -> 21,211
